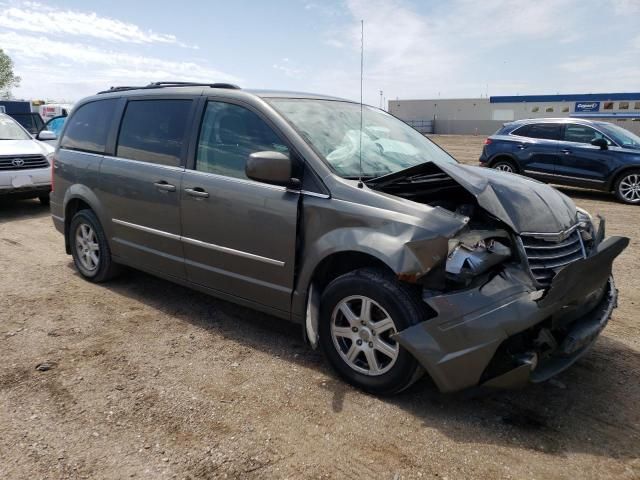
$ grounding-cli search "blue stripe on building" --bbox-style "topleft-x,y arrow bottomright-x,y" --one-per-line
490,93 -> 640,103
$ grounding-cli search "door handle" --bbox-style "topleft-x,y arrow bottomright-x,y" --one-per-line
560,149 -> 572,155
185,187 -> 210,198
154,181 -> 176,192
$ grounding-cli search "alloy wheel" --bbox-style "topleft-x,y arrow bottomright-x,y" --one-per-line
619,173 -> 640,203
75,223 -> 100,271
330,295 -> 399,376
495,163 -> 514,173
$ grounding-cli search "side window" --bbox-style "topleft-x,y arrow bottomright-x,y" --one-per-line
196,101 -> 289,179
563,124 -> 612,145
512,125 -> 530,137
116,100 -> 192,167
60,99 -> 117,153
526,124 -> 561,140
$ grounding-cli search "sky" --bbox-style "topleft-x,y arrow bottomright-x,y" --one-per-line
1,0 -> 639,105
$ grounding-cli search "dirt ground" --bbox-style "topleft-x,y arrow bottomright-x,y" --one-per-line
1,135 -> 639,479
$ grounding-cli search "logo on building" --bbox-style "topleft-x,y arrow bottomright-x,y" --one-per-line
575,102 -> 600,113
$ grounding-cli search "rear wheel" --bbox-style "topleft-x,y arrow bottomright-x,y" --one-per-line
614,170 -> 640,205
319,268 -> 424,395
68,209 -> 120,282
492,158 -> 517,173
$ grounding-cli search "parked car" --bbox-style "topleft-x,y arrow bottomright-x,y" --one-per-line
50,83 -> 628,394
37,115 -> 67,145
479,118 -> 640,204
0,113 -> 54,204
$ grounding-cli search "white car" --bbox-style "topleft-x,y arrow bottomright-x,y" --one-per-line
0,113 -> 55,205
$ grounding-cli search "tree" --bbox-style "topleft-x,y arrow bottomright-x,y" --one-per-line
0,49 -> 20,98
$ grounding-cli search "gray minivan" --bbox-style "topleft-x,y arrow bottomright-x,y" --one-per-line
51,82 -> 628,394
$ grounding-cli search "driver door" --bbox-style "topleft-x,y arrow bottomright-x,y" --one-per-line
181,100 -> 300,314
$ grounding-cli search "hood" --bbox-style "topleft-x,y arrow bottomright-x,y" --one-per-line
0,139 -> 53,156
436,162 -> 577,233
368,161 -> 578,234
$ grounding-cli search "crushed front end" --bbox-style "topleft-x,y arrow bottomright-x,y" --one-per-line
367,162 -> 629,392
394,222 -> 628,393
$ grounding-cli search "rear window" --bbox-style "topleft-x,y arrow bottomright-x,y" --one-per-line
512,123 -> 561,140
60,99 -> 117,154
116,99 -> 192,167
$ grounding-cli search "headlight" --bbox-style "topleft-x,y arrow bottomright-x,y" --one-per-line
576,207 -> 592,227
446,236 -> 511,283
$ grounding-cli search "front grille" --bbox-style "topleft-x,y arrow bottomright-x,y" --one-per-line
520,226 -> 586,286
0,155 -> 49,170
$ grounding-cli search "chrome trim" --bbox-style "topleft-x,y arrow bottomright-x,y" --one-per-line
523,170 -> 605,184
184,169 -> 287,192
105,155 -> 185,172
301,190 -> 330,199
181,236 -> 284,267
59,149 -> 103,158
112,218 -> 285,267
112,218 -> 181,241
520,223 -> 580,240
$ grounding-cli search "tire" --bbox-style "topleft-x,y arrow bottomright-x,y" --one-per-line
38,193 -> 50,206
68,209 -> 120,282
614,170 -> 640,205
319,268 -> 424,395
492,158 -> 518,173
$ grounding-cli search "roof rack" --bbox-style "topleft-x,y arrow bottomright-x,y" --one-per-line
97,81 -> 241,95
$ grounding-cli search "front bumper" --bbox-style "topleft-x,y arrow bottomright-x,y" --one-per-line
0,167 -> 51,196
394,235 -> 628,392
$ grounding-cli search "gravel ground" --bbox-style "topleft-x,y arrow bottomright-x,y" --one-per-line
1,135 -> 639,479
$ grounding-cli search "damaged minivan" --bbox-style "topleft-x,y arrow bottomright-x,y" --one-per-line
50,83 -> 629,394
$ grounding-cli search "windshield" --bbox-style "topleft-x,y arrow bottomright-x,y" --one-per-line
598,123 -> 640,148
0,115 -> 31,140
268,99 -> 456,178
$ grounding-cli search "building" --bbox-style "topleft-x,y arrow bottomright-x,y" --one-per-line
389,93 -> 640,136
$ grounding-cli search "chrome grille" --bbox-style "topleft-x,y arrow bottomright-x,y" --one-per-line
520,227 -> 586,286
0,155 -> 49,170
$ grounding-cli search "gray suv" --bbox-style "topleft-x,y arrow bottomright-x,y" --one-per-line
51,82 -> 628,394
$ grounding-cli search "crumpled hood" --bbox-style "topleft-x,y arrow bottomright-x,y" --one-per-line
435,162 -> 578,234
0,139 -> 53,156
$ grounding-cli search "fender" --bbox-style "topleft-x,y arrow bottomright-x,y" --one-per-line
291,194 -> 468,321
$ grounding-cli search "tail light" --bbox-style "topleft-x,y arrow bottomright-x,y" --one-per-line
48,153 -> 55,192
483,138 -> 492,145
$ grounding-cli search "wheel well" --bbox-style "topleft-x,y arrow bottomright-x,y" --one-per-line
64,199 -> 92,253
310,251 -> 394,294
489,155 -> 519,172
610,167 -> 640,192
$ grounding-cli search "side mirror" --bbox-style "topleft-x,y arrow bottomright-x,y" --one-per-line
591,138 -> 608,150
37,130 -> 57,141
246,151 -> 299,188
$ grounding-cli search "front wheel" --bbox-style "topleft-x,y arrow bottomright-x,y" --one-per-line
319,268 -> 424,395
68,209 -> 120,282
614,170 -> 640,205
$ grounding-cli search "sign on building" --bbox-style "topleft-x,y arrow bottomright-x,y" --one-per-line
575,102 -> 600,112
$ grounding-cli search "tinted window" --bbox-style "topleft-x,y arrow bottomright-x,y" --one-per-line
10,113 -> 44,134
196,101 -> 288,179
117,100 -> 192,166
564,124 -> 612,145
61,100 -> 117,153
513,123 -> 560,140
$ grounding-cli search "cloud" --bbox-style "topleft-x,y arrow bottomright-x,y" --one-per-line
272,58 -> 304,79
1,31 -> 240,99
0,1 -> 196,47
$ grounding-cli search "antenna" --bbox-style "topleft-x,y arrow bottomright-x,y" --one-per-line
358,19 -> 364,188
